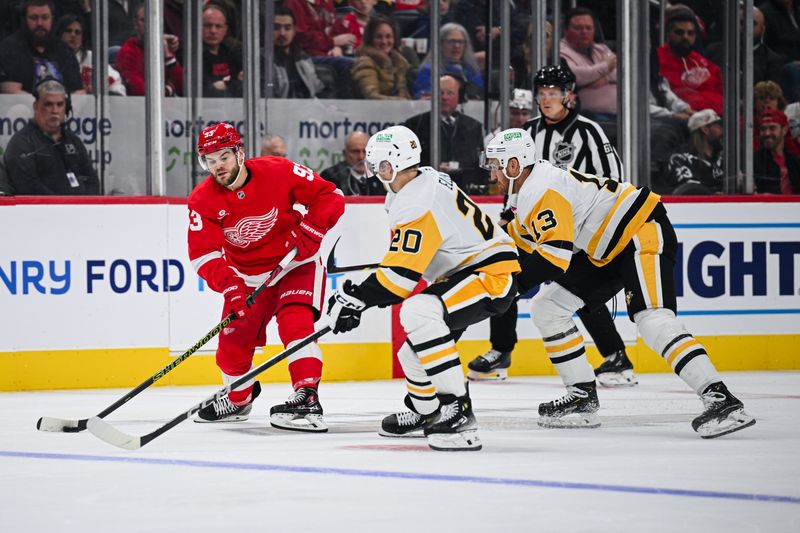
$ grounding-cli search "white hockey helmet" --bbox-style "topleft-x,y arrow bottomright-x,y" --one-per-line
365,125 -> 422,185
482,128 -> 536,180
509,89 -> 533,111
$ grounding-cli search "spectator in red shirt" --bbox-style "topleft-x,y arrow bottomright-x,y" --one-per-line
658,9 -> 723,115
283,0 -> 355,57
754,109 -> 800,195
331,0 -> 376,56
115,2 -> 184,96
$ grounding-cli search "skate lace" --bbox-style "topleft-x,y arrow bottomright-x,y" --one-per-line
286,389 -> 309,406
552,386 -> 588,407
212,396 -> 238,416
700,391 -> 726,409
483,349 -> 502,363
396,411 -> 423,426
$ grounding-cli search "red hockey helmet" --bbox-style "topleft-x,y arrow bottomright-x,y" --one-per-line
197,122 -> 243,170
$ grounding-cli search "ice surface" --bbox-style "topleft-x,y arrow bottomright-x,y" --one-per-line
2,372 -> 798,532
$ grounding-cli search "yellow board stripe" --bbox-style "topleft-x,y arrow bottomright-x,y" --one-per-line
419,345 -> 458,365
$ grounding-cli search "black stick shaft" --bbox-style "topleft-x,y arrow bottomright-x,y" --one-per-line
139,326 -> 332,447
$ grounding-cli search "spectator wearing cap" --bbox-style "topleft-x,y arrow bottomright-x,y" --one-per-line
754,109 -> 800,195
658,8 -> 723,115
752,81 -> 800,156
663,109 -> 724,193
558,7 -> 618,120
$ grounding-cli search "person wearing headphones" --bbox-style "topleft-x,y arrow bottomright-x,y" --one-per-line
402,73 -> 486,193
3,78 -> 98,195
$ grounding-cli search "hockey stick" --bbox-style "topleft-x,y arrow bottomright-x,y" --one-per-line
325,237 -> 380,274
87,325 -> 332,450
36,249 -> 298,433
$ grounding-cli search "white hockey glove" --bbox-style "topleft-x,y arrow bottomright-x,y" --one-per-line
327,279 -> 367,334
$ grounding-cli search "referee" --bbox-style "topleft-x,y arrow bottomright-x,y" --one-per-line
468,65 -> 637,388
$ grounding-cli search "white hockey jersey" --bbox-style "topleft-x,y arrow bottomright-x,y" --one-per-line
374,167 -> 520,299
508,160 -> 660,271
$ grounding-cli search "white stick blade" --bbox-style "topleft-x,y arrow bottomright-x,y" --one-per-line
36,416 -> 80,432
87,417 -> 141,450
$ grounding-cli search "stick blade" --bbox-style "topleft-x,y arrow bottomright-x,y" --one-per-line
37,416 -> 82,433
87,417 -> 142,450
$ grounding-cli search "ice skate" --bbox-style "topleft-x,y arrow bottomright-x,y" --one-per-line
692,382 -> 756,438
270,387 -> 328,433
538,381 -> 601,428
379,409 -> 438,438
424,393 -> 481,451
594,350 -> 638,388
195,382 -> 261,423
467,349 -> 511,381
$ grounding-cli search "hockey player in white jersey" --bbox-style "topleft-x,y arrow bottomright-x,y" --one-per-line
327,126 -> 520,451
483,128 -> 755,438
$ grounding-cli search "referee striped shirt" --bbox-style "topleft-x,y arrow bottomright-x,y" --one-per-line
523,110 -> 624,181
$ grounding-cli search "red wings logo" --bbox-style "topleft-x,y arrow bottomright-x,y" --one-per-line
223,208 -> 279,247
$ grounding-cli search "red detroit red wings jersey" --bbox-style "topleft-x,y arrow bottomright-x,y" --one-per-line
187,156 -> 344,292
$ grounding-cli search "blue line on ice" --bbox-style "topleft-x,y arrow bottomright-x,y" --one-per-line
2,450 -> 798,505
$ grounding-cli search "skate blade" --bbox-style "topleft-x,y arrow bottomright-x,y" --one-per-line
270,413 -> 328,433
193,414 -> 250,423
467,368 -> 508,381
427,429 -> 482,451
596,370 -> 638,388
378,428 -> 425,438
697,409 -> 756,439
538,412 -> 601,429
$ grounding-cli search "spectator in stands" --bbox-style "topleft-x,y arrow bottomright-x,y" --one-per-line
260,134 -> 287,157
283,0 -> 357,97
403,73 -> 485,192
116,2 -> 184,96
3,78 -> 99,195
663,109 -> 724,193
332,0 -> 375,56
320,131 -> 385,195
451,0 -> 525,70
351,16 -> 410,100
759,0 -> 800,102
413,22 -> 483,99
650,48 -> 695,188
485,88 -> 534,143
201,1 -> 242,98
0,0 -> 83,94
56,14 -> 126,95
405,0 -> 454,46
754,109 -> 800,194
559,7 -> 617,121
109,0 -> 134,47
786,102 -> 800,151
752,6 -> 787,87
272,6 -> 325,98
752,81 -> 800,156
658,8 -> 723,115
283,0 -> 355,57
517,20 -> 554,90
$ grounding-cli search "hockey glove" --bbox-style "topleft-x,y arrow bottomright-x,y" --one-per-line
222,281 -> 249,319
327,279 -> 367,334
288,219 -> 326,261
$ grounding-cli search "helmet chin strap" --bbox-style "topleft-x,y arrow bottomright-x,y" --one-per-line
225,149 -> 248,190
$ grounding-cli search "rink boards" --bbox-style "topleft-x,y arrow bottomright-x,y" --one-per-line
0,196 -> 798,391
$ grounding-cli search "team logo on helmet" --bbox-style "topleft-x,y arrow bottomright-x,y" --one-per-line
504,131 -> 523,141
376,133 -> 393,142
553,141 -> 575,167
223,208 -> 279,248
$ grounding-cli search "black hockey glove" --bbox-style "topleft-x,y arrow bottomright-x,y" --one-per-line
327,279 -> 367,334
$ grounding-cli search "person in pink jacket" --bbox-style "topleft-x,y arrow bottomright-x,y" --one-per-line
558,7 -> 617,120
657,9 -> 723,116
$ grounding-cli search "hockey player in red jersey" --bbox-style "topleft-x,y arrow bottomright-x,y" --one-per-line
188,122 -> 344,432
